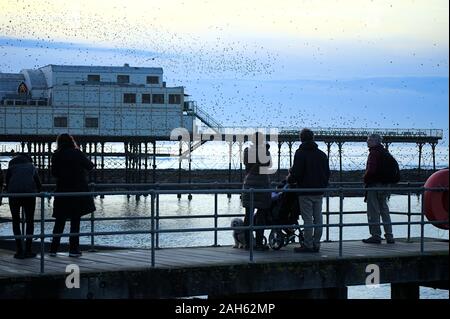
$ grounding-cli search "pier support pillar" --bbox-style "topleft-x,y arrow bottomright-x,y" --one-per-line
417,143 -> 423,174
227,141 -> 233,198
430,143 -> 437,171
288,141 -> 293,167
239,142 -> 243,183
384,142 -> 390,151
337,142 -> 344,182
188,141 -> 192,201
144,142 -> 148,183
138,142 -> 142,183
177,141 -> 182,199
391,283 -> 419,299
93,143 -> 98,183
99,142 -> 105,199
152,141 -> 157,184
47,142 -> 52,183
277,142 -> 282,181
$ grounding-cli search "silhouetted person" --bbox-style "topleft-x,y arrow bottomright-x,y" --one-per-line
362,134 -> 395,244
5,153 -> 41,258
50,134 -> 95,257
242,132 -> 272,250
288,129 -> 330,253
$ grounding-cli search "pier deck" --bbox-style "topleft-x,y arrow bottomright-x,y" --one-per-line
0,238 -> 447,298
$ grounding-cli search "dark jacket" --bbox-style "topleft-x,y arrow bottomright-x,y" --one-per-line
5,154 -> 42,193
288,141 -> 330,195
51,147 -> 96,219
364,144 -> 386,185
241,144 -> 272,209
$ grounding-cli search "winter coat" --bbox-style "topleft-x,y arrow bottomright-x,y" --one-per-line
51,148 -> 95,219
241,144 -> 272,209
289,141 -> 330,195
5,155 -> 42,193
364,144 -> 386,185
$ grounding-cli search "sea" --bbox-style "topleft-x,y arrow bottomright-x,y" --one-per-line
0,192 -> 448,299
1,141 -> 449,172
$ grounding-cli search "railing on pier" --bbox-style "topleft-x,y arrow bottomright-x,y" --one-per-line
199,126 -> 444,139
0,183 -> 447,274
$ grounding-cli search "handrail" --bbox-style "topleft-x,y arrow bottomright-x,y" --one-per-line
0,185 -> 447,274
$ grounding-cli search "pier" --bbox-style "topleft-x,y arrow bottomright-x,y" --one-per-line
0,239 -> 447,299
0,185 -> 448,299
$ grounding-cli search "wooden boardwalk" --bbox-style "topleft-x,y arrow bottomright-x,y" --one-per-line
0,238 -> 448,298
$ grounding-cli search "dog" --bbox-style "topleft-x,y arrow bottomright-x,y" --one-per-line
231,218 -> 246,248
231,217 -> 255,249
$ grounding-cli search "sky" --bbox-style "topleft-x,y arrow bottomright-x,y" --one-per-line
0,0 -> 449,145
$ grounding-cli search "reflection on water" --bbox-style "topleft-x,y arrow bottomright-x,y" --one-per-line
0,194 -> 448,299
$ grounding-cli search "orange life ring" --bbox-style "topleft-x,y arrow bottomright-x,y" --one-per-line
424,169 -> 449,230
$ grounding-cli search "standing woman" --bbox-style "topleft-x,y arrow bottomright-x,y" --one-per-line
241,132 -> 272,250
50,134 -> 95,257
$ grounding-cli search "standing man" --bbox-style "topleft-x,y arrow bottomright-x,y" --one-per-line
288,129 -> 330,253
363,134 -> 395,244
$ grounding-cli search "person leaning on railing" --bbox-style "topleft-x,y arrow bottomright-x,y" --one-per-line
49,134 -> 96,258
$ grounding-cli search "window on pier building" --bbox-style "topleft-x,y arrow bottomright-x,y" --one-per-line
87,74 -> 100,82
152,94 -> 164,104
146,76 -> 159,84
123,93 -> 136,104
117,75 -> 130,84
169,94 -> 181,104
54,116 -> 68,128
85,117 -> 99,128
142,94 -> 151,104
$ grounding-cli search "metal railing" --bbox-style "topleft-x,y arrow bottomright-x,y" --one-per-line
200,126 -> 444,138
0,183 -> 447,275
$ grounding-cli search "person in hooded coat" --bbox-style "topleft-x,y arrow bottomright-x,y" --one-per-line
49,134 -> 95,257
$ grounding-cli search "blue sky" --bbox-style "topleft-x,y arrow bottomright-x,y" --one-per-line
0,0 -> 448,145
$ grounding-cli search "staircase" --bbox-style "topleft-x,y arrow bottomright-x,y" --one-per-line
181,101 -> 223,159
184,101 -> 223,134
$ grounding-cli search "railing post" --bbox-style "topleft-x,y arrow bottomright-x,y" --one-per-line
151,191 -> 155,267
155,190 -> 160,249
214,193 -> 218,247
40,192 -> 45,274
339,188 -> 343,257
420,188 -> 425,254
89,183 -> 96,252
325,192 -> 330,242
407,182 -> 411,242
249,189 -> 254,262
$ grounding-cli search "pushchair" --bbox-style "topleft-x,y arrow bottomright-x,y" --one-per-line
258,181 -> 304,250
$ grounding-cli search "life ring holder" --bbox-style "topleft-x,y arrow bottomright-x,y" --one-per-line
424,169 -> 449,230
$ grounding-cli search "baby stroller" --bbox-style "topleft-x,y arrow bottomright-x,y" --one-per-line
262,181 -> 304,250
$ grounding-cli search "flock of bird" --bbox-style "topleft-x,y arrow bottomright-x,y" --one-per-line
0,1 -> 447,168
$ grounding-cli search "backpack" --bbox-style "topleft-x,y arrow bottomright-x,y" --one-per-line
7,163 -> 37,193
380,150 -> 401,184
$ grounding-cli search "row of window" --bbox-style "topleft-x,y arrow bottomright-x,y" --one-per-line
123,93 -> 181,104
87,74 -> 159,84
1,99 -> 47,106
54,116 -> 98,128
